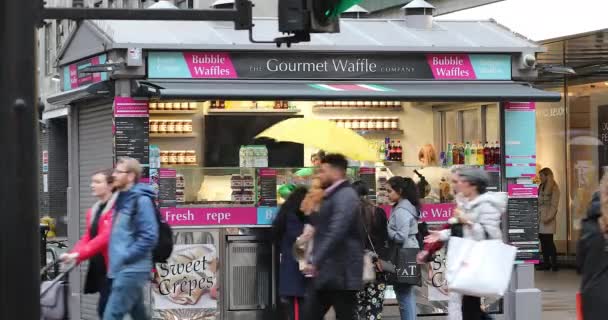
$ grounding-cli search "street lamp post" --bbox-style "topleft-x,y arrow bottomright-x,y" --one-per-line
0,0 -> 41,319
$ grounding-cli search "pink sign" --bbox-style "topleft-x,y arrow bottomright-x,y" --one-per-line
504,102 -> 536,111
159,168 -> 176,179
426,54 -> 476,80
183,52 -> 238,79
66,55 -> 107,90
114,97 -> 149,117
160,207 -> 258,226
382,203 -> 456,223
507,184 -> 538,198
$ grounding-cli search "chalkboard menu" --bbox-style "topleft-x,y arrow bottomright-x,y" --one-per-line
114,97 -> 149,178
507,197 -> 540,264
359,167 -> 377,203
159,169 -> 177,208
257,168 -> 277,207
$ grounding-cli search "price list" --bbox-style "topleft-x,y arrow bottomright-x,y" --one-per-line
507,197 -> 540,263
257,168 -> 277,207
158,169 -> 177,208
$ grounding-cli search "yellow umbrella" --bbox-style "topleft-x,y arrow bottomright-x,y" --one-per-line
256,118 -> 379,162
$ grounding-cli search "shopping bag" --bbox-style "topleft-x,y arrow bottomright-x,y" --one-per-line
576,292 -> 583,320
387,246 -> 421,286
445,237 -> 516,298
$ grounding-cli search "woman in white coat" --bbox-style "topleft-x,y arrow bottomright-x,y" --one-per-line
538,167 -> 560,271
425,167 -> 507,319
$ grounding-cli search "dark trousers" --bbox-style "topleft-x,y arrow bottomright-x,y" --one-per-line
539,233 -> 557,267
462,295 -> 483,320
97,278 -> 112,318
303,288 -> 358,320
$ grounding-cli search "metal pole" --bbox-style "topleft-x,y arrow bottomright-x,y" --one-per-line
0,0 -> 40,319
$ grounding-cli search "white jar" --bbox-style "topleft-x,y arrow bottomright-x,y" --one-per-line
391,117 -> 399,129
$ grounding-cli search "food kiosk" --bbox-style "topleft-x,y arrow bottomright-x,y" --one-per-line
46,16 -> 559,320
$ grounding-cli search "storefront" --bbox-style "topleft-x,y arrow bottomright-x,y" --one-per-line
47,17 -> 559,320
534,28 -> 608,263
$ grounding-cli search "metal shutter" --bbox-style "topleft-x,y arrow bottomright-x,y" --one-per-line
78,102 -> 113,320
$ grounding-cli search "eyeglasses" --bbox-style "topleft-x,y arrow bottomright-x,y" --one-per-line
114,169 -> 129,174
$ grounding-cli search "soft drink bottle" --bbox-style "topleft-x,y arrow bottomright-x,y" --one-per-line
446,143 -> 453,166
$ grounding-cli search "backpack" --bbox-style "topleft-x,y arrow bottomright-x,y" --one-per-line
135,196 -> 174,263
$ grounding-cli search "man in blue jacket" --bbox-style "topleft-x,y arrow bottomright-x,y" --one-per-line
104,157 -> 158,320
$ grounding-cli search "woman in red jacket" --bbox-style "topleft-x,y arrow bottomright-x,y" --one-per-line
61,168 -> 117,318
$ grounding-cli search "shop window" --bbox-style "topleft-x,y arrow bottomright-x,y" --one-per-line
536,95 -> 567,253
567,83 -> 608,253
435,104 -> 498,152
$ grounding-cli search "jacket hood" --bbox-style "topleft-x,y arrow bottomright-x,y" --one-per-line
468,192 -> 508,213
587,192 -> 601,219
395,199 -> 420,218
129,183 -> 156,199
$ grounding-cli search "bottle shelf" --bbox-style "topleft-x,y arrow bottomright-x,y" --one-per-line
313,106 -> 403,112
150,133 -> 196,138
355,129 -> 404,136
150,110 -> 199,114
207,109 -> 301,115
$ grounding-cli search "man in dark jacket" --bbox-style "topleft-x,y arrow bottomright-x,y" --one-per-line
303,154 -> 364,320
577,191 -> 608,320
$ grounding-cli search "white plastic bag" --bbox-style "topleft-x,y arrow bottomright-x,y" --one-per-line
446,237 -> 517,298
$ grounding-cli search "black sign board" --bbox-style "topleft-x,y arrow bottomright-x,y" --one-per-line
507,198 -> 540,263
257,168 -> 277,207
113,98 -> 150,179
158,169 -> 177,208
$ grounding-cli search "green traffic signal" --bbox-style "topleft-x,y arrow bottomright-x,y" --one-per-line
318,0 -> 364,18
331,0 -> 364,17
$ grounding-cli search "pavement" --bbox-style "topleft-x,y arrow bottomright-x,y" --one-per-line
326,269 -> 579,320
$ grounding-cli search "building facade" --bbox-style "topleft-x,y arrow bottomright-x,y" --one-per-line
534,29 -> 608,263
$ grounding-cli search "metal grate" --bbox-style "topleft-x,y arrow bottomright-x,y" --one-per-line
228,242 -> 272,310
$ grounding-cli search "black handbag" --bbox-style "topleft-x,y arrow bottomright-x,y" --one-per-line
387,242 -> 421,286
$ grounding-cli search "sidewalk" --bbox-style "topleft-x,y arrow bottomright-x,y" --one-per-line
384,269 -> 579,320
325,269 -> 579,319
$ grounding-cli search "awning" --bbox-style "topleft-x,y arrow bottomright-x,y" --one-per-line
138,80 -> 561,102
46,81 -> 113,106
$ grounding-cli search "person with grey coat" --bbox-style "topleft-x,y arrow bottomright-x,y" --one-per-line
302,154 -> 364,320
426,167 -> 507,320
387,176 -> 421,320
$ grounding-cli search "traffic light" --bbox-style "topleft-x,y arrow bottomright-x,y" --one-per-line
278,0 -> 362,34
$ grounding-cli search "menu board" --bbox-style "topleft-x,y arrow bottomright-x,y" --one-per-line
114,97 -> 150,179
504,102 -> 536,178
159,169 -> 177,208
359,167 -> 377,202
507,197 -> 540,264
257,168 -> 277,207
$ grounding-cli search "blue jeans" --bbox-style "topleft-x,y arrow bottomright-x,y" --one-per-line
394,284 -> 417,320
103,272 -> 150,320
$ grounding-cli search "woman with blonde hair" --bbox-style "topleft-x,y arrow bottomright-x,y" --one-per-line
577,173 -> 608,320
538,167 -> 560,271
418,144 -> 438,166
